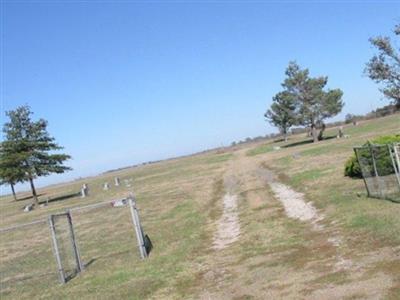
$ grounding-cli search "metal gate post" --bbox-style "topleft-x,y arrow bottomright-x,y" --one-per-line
128,197 -> 147,259
369,143 -> 384,197
354,148 -> 370,197
388,144 -> 400,188
66,210 -> 84,272
48,215 -> 66,284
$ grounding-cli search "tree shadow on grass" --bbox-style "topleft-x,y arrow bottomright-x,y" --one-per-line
16,193 -> 45,201
273,138 -> 286,143
38,191 -> 81,205
282,135 -> 337,148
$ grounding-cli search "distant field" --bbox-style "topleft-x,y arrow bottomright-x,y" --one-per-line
1,113 -> 399,299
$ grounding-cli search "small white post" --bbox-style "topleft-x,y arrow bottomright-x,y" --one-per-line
81,184 -> 89,198
114,177 -> 120,186
103,182 -> 109,191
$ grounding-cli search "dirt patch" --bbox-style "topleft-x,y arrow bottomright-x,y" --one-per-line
212,175 -> 240,250
258,167 -> 355,271
269,181 -> 318,221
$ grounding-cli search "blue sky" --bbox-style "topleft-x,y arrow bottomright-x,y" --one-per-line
1,1 -> 399,191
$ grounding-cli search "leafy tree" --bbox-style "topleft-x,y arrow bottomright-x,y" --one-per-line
282,62 -> 344,142
265,91 -> 296,141
365,24 -> 400,107
0,141 -> 27,201
2,106 -> 72,206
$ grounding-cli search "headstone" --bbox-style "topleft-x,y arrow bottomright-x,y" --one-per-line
337,126 -> 344,138
103,182 -> 110,191
23,204 -> 34,212
81,184 -> 88,198
273,146 -> 281,151
111,198 -> 128,207
114,177 -> 120,186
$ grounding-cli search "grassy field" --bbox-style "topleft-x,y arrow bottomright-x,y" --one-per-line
0,113 -> 399,299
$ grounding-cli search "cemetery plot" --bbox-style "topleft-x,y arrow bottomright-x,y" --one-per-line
49,212 -> 83,283
354,143 -> 400,201
0,220 -> 59,296
0,196 -> 150,297
69,199 -> 142,271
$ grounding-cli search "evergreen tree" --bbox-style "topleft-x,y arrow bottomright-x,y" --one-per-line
265,91 -> 296,141
281,62 -> 344,142
0,141 -> 27,201
2,106 -> 71,206
365,24 -> 400,107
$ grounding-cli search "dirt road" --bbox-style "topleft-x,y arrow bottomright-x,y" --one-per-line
198,150 -> 397,299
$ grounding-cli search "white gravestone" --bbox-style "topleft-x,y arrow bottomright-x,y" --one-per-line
81,184 -> 88,198
114,177 -> 120,186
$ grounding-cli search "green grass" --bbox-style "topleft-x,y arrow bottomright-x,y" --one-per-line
265,114 -> 400,246
0,147 -> 231,299
203,153 -> 233,164
289,168 -> 334,188
246,144 -> 274,156
1,113 -> 399,299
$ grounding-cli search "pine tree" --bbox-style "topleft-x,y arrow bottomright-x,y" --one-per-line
0,141 -> 27,201
281,62 -> 344,142
265,91 -> 296,141
2,106 -> 71,206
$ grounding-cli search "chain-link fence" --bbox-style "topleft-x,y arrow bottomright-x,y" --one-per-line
354,143 -> 400,202
0,197 -> 150,297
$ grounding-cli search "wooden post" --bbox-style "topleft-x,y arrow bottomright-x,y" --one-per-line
66,210 -> 84,272
128,197 -> 147,259
48,215 -> 66,284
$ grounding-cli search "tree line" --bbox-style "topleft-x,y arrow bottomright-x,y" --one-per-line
265,23 -> 400,140
0,106 -> 71,205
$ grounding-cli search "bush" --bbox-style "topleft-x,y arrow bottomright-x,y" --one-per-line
344,134 -> 400,178
344,156 -> 363,178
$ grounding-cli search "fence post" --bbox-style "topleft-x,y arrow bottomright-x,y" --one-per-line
66,210 -> 84,272
354,148 -> 370,197
369,143 -> 385,197
128,197 -> 147,259
369,143 -> 379,177
388,144 -> 400,188
394,143 -> 400,169
48,215 -> 66,284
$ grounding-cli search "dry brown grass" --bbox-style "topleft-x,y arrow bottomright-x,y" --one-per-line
1,114 -> 399,299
